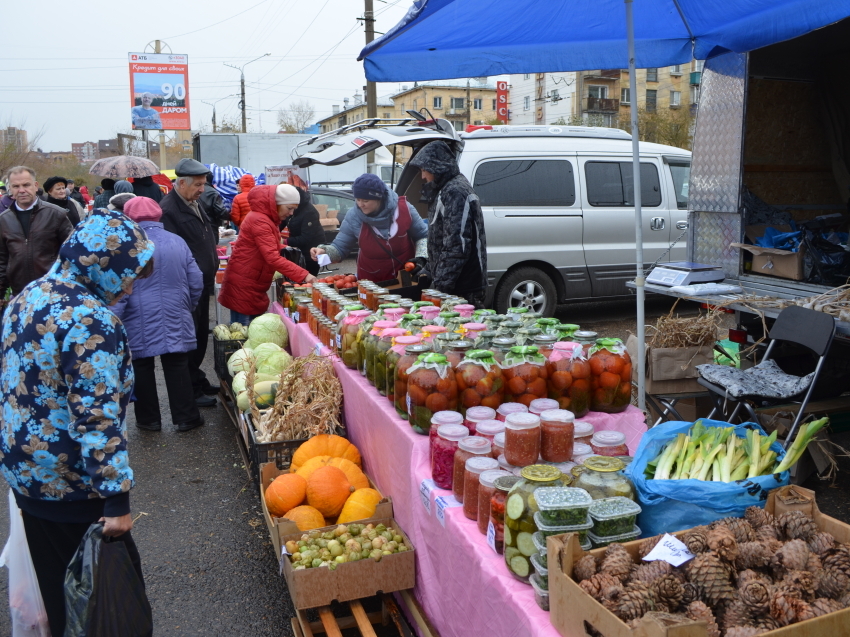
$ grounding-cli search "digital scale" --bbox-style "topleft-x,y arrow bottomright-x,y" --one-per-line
646,261 -> 725,287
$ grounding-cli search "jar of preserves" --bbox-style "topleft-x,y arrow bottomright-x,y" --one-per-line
429,423 -> 469,490
383,307 -> 406,323
385,335 -> 422,401
529,398 -> 559,416
462,406 -> 497,435
574,456 -> 634,500
532,334 -> 557,359
504,412 -> 541,467
441,296 -> 466,311
478,469 -> 511,534
420,325 -> 448,346
482,314 -> 508,330
434,331 -> 462,354
536,318 -> 560,337
321,318 -> 335,350
380,294 -> 403,306
453,303 -> 476,319
398,313 -> 422,332
463,456 -> 500,520
448,316 -> 474,335
357,280 -> 372,304
364,320 -> 400,386
376,302 -> 401,318
326,295 -> 341,321
545,341 -> 591,417
445,340 -> 475,369
590,431 -> 629,457
521,311 -> 543,326
474,308 -> 497,319
311,282 -> 325,308
539,409 -> 575,463
428,410 -> 465,464
554,323 -> 580,341
293,296 -> 311,324
373,329 -> 410,396
498,454 -> 523,475
474,418 -> 504,444
514,327 -> 542,346
573,330 -> 599,353
497,402 -> 528,422
491,336 -> 517,362
435,311 -> 460,328
574,420 -> 594,446
393,343 -> 431,419
502,346 -> 549,407
355,314 -> 380,375
413,300 -> 436,311
492,432 -> 506,458
504,465 -> 563,581
507,307 -> 529,322
456,350 -> 504,416
490,475 -> 521,554
588,338 -> 632,414
419,289 -> 439,305
417,305 -> 441,323
452,436 -> 492,502
473,329 -> 499,351
461,322 -> 487,341
406,353 -> 459,434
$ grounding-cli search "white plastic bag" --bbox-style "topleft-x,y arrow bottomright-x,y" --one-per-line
0,489 -> 51,637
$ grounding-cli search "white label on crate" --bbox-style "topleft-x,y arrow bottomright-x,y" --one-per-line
435,495 -> 461,527
643,534 -> 695,566
419,479 -> 436,514
292,311 -> 300,323
487,521 -> 498,553
279,546 -> 290,576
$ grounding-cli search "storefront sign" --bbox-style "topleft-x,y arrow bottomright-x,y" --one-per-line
128,52 -> 190,130
496,81 -> 509,123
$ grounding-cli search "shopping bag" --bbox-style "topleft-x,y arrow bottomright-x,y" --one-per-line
0,490 -> 50,637
624,419 -> 790,537
64,523 -> 153,637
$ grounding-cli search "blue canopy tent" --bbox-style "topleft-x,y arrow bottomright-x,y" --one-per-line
359,0 -> 850,411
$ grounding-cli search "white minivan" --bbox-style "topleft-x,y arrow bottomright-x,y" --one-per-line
293,120 -> 691,316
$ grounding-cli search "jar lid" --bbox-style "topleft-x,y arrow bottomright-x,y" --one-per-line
474,308 -> 497,316
413,301 -> 435,308
465,456 -> 499,474
436,424 -> 469,441
436,333 -> 462,342
493,431 -> 506,447
533,335 -> 558,344
405,344 -> 431,354
450,340 -> 475,349
422,325 -> 448,333
465,406 -> 497,422
504,413 -> 541,430
373,320 -> 399,329
380,328 -> 407,338
483,315 -> 508,323
453,304 -> 476,312
511,307 -> 529,314
583,456 -> 626,472
439,311 -> 460,318
465,349 -> 496,362
539,409 -> 575,423
378,303 -> 401,309
573,442 -> 593,456
497,403 -> 528,416
520,465 -> 563,482
343,304 -> 365,311
479,469 -> 511,487
384,308 -> 406,318
557,323 -> 580,331
475,419 -> 505,437
529,398 -> 560,414
493,337 -> 517,347
494,475 -> 521,492
537,318 -> 560,326
497,454 -> 519,472
574,421 -> 595,438
574,330 -> 598,339
417,353 -> 447,364
394,335 -> 422,345
591,430 -> 627,447
431,410 -> 464,426
401,313 -> 420,321
464,322 -> 487,331
501,321 -> 523,329
509,345 -> 540,355
517,327 -> 542,335
458,436 -> 492,454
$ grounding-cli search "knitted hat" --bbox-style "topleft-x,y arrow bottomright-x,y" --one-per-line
275,184 -> 300,205
101,178 -> 116,189
43,176 -> 68,192
123,196 -> 162,222
351,173 -> 386,200
114,180 -> 134,194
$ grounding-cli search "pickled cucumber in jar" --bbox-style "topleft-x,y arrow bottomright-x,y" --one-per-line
574,456 -> 634,500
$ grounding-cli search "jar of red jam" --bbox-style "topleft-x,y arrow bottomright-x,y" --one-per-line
430,423 -> 469,490
492,431 -> 506,458
474,418 -> 504,444
497,402 -> 528,422
429,411 -> 464,466
462,406 -> 496,435
489,475 -> 521,554
591,430 -> 629,457
477,469 -> 512,534
463,456 -> 500,520
504,412 -> 541,467
574,421 -> 594,446
453,436 -> 492,502
539,409 -> 575,463
529,398 -> 559,416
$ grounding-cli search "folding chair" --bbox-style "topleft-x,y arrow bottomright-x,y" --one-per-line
696,305 -> 835,448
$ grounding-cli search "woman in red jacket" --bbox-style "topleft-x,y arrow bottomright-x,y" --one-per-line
219,184 -> 316,324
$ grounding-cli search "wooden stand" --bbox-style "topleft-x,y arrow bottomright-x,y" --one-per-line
290,592 -> 436,637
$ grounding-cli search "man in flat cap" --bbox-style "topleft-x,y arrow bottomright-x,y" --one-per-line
160,158 -> 220,407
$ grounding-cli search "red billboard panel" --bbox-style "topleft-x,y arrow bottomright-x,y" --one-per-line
128,52 -> 190,131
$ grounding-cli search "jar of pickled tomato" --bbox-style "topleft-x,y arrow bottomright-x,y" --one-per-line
385,334 -> 422,400
406,353 -> 459,434
501,346 -> 549,407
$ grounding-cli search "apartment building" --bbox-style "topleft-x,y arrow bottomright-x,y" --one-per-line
0,127 -> 28,152
71,141 -> 98,163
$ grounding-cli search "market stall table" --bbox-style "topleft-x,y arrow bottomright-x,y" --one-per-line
270,302 -> 647,637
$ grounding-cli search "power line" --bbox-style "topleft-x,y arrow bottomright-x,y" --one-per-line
163,0 -> 273,39
258,0 -> 334,81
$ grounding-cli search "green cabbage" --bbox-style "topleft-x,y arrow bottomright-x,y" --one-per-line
253,342 -> 292,376
247,313 -> 288,349
226,347 -> 255,377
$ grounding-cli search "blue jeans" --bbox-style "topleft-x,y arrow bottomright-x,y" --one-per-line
230,310 -> 259,326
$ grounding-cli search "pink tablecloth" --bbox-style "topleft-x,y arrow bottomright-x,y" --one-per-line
272,303 -> 647,637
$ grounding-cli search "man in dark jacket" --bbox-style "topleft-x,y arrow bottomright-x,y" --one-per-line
200,173 -> 230,228
282,187 -> 325,276
132,175 -> 163,202
410,141 -> 488,307
93,178 -> 115,209
160,158 -> 220,406
0,167 -> 74,300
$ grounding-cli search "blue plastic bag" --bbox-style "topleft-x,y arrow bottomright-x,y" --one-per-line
624,419 -> 790,537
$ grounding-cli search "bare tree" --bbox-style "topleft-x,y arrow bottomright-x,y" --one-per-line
0,118 -> 45,179
277,100 -> 316,133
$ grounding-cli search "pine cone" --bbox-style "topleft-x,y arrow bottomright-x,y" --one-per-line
805,553 -> 822,573
839,591 -> 850,608
653,574 -> 684,611
810,598 -> 844,617
753,615 -> 781,632
579,573 -> 622,600
725,627 -> 766,637
770,590 -> 815,626
720,599 -> 754,632
613,582 -> 657,621
807,531 -> 835,556
739,578 -> 771,616
736,541 -> 773,570
776,511 -> 818,541
680,582 -> 699,607
736,569 -> 771,589
823,545 -> 850,578
771,539 -> 810,576
600,544 -> 633,582
629,560 -> 673,585
638,535 -> 663,559
745,506 -> 774,529
755,524 -> 780,542
816,567 -> 850,599
781,569 -> 816,602
574,554 -> 598,582
682,526 -> 710,554
685,601 -> 720,637
711,517 -> 756,543
688,551 -> 735,606
707,524 -> 739,563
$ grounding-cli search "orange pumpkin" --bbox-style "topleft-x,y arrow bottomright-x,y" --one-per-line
295,456 -> 369,489
337,488 -> 383,524
264,473 -> 307,517
283,505 -> 326,531
290,434 -> 361,472
306,466 -> 355,517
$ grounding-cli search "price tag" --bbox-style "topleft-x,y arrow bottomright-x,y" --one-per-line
643,534 -> 695,567
283,307 -> 291,318
434,495 -> 462,527
280,545 -> 290,575
336,334 -> 342,350
419,479 -> 436,514
292,311 -> 300,323
314,342 -> 323,356
360,292 -> 367,300
487,521 -> 498,553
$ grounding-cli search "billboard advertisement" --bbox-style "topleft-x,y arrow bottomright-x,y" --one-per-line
128,52 -> 190,130
496,81 -> 509,123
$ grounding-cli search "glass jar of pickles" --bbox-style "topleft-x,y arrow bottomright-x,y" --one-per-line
588,338 -> 632,414
337,309 -> 371,366
420,325 -> 448,346
539,409 -> 575,463
521,311 -> 543,326
491,336 -> 517,362
374,328 -> 410,396
456,350 -> 504,416
398,313 -> 423,332
462,406 -> 497,436
498,320 -> 524,336
434,331 -> 462,354
482,314 -> 508,330
383,307 -> 406,323
574,456 -> 634,500
546,341 -> 591,417
532,334 -> 557,359
574,330 -> 599,353
452,436 -> 492,502
435,311 -> 460,327
473,330 -> 499,351
364,320 -> 400,386
444,340 -> 474,369
406,353 -> 459,434
385,335 -> 422,401
417,305 -> 441,323
355,314 -> 380,375
515,327 -> 542,346
504,465 -> 563,581
490,475 -> 521,554
502,346 -> 549,407
430,422 -> 468,490
504,413 -> 541,467
507,307 -> 529,322
393,343 -> 431,419
536,318 -> 560,337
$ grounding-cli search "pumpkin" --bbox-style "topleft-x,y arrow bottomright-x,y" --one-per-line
264,473 -> 306,517
337,488 -> 383,524
283,505 -> 326,531
306,466 -> 355,517
295,456 -> 369,490
291,434 -> 361,472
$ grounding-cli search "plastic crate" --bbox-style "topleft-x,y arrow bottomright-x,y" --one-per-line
213,337 -> 244,384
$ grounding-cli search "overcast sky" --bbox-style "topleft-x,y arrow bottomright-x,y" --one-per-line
2,0 -> 415,151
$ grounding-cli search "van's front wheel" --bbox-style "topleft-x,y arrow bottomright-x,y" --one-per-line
494,267 -> 557,317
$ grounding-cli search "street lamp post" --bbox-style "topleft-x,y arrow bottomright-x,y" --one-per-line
201,95 -> 235,133
225,53 -> 271,133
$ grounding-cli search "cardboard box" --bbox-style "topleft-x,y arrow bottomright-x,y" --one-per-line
731,224 -> 805,282
626,334 -> 714,394
259,462 -> 393,560
549,486 -> 850,637
281,516 -> 415,609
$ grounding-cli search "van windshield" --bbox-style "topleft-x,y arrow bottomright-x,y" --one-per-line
669,163 -> 690,210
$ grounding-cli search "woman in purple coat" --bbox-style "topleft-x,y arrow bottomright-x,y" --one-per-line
114,197 -> 205,432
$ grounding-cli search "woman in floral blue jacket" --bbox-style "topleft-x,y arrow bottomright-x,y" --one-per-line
0,208 -> 154,636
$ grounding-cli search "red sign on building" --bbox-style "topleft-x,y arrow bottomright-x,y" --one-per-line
496,81 -> 509,123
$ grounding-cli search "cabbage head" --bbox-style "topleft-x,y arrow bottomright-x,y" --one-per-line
232,370 -> 280,394
247,313 -> 288,348
226,347 -> 255,377
253,342 -> 292,376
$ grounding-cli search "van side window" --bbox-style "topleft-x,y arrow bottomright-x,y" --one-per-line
585,161 -> 662,207
668,163 -> 690,209
473,160 -> 575,206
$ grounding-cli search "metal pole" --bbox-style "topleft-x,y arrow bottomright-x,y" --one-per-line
626,0 -> 646,413
213,108 -> 217,133
154,40 -> 167,170
364,0 -> 377,166
240,71 -> 247,133
466,80 -> 471,128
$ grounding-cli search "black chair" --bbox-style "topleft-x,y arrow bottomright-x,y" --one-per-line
697,305 -> 835,448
